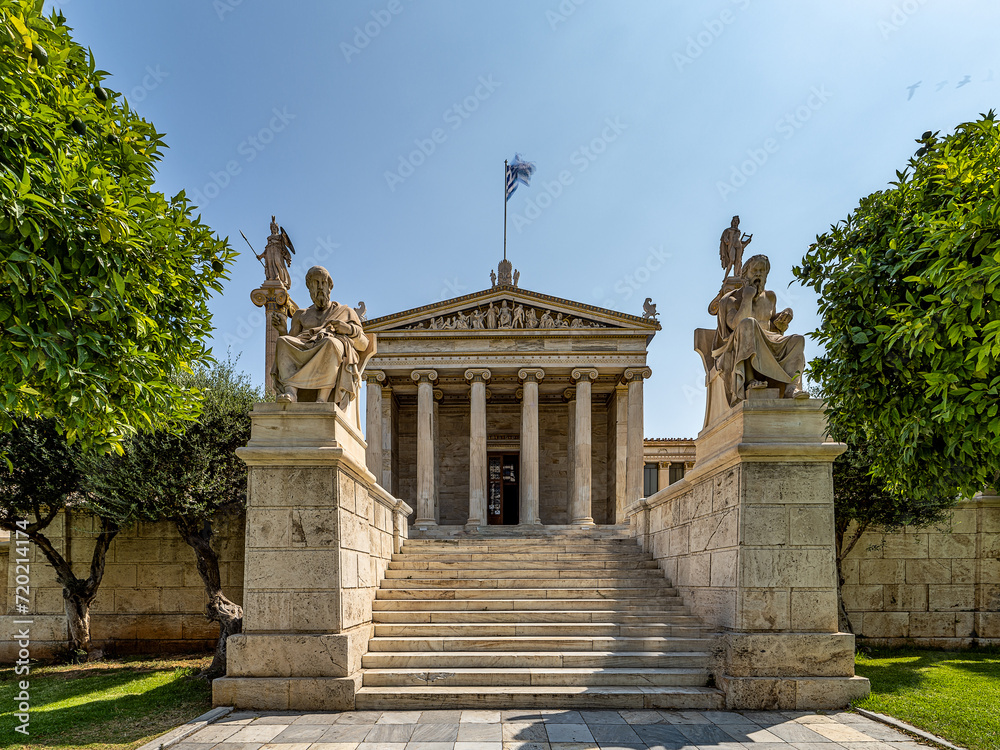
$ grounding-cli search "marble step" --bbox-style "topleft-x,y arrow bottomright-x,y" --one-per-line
372,610 -> 703,624
354,685 -> 724,710
362,667 -> 710,688
403,541 -> 642,555
366,636 -> 710,652
375,587 -> 672,600
361,650 -> 712,670
407,527 -> 632,538
379,577 -> 671,590
396,551 -> 652,561
373,623 -> 708,638
388,559 -> 661,571
372,598 -> 691,612
384,567 -> 662,579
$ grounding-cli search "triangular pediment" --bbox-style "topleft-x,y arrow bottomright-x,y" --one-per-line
364,286 -> 660,334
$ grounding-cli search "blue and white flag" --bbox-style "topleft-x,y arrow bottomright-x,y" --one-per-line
505,154 -> 536,201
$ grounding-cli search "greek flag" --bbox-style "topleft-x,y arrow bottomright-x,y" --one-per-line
505,154 -> 536,201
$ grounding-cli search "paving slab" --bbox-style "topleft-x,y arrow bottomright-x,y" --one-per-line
168,707 -> 936,750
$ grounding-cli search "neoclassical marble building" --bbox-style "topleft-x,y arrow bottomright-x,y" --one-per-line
362,261 -> 660,529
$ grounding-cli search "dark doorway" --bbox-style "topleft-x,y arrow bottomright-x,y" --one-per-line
487,452 -> 519,525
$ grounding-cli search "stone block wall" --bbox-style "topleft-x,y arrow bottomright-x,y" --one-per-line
841,493 -> 1000,646
640,462 -> 839,633
1,510 -> 244,661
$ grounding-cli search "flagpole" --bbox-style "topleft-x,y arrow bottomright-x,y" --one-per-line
503,159 -> 508,262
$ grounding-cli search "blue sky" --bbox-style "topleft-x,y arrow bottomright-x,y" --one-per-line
50,0 -> 1000,437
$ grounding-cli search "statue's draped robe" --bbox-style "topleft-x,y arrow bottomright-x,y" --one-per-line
712,289 -> 805,406
274,301 -> 369,408
263,235 -> 291,289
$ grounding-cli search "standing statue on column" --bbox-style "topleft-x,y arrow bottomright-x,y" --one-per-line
720,215 -> 752,279
712,254 -> 806,404
272,265 -> 373,408
257,216 -> 295,289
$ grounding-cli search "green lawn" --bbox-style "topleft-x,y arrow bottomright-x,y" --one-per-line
0,655 -> 212,750
855,647 -> 1000,750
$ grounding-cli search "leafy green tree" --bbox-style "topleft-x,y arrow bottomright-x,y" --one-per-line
0,2 -> 234,452
794,112 -> 1000,506
88,360 -> 258,678
0,420 -> 137,655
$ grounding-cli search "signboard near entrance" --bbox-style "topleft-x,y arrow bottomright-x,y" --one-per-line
487,453 -> 519,524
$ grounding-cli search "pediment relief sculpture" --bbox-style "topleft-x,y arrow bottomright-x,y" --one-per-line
402,301 -> 611,331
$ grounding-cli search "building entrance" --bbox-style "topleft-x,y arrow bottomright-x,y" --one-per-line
487,453 -> 519,525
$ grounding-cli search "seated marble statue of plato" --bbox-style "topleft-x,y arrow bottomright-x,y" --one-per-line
713,254 -> 807,405
272,265 -> 371,408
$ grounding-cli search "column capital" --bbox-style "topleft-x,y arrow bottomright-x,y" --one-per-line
433,389 -> 444,401
571,367 -> 599,383
622,367 -> 652,383
364,370 -> 386,385
563,387 -> 576,402
250,284 -> 289,308
464,368 -> 492,383
411,369 -> 438,383
658,460 -> 672,469
518,368 -> 545,383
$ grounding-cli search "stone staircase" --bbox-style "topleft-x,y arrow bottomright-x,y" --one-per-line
355,526 -> 724,709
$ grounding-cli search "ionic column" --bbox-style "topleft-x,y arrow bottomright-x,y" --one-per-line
465,369 -> 491,527
411,369 -> 438,527
565,388 -> 576,521
613,383 -> 629,522
658,461 -> 671,492
381,384 -> 395,493
518,368 -> 545,525
624,368 -> 652,508
571,368 -> 598,527
364,370 -> 385,480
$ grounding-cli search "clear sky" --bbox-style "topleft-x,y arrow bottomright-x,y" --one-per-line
49,0 -> 1000,438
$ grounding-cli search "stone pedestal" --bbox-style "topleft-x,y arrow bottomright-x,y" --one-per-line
627,394 -> 870,710
213,402 -> 411,711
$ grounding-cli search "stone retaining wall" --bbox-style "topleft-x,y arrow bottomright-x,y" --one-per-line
841,492 -> 1000,646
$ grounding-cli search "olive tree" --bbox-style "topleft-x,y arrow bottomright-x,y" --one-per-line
0,420 -> 137,656
88,361 -> 258,677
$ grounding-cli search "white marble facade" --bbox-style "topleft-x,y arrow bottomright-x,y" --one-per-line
362,278 -> 659,528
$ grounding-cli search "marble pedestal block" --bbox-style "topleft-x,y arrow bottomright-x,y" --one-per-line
628,394 -> 870,710
213,403 -> 411,711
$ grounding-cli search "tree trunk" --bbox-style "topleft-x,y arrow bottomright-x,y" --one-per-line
835,520 -> 866,635
27,517 -> 118,658
175,517 -> 243,679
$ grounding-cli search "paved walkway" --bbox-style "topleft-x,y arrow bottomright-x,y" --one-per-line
170,708 -> 935,749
